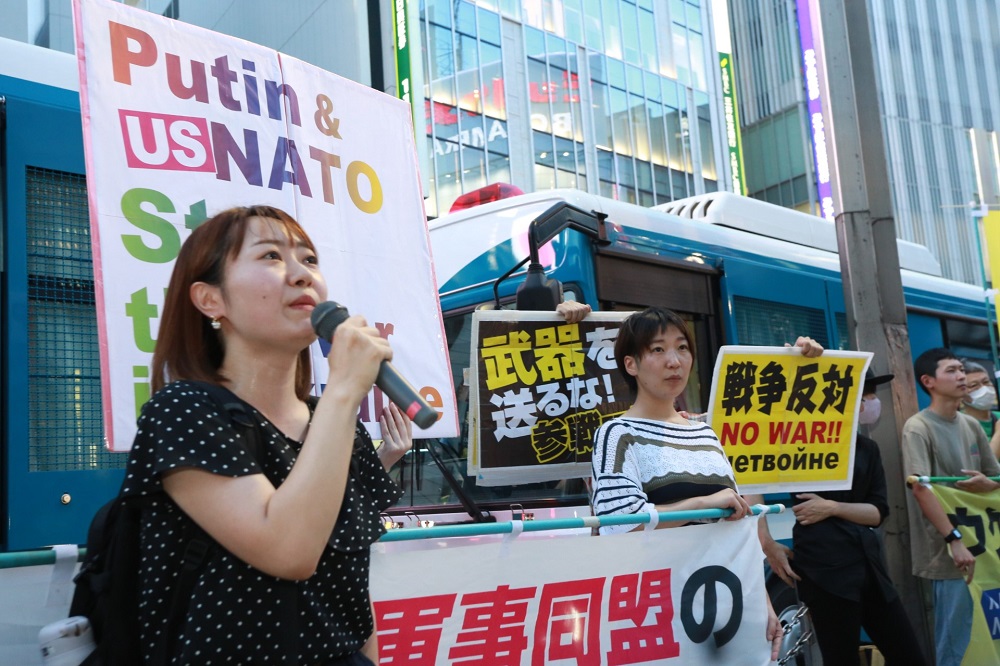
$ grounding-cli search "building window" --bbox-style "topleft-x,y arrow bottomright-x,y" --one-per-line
422,0 -> 716,210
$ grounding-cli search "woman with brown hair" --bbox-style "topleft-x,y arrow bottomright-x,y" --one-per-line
120,205 -> 410,665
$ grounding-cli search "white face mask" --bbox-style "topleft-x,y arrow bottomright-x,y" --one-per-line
966,385 -> 998,412
859,396 -> 881,426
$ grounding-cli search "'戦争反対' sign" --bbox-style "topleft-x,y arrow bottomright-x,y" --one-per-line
707,347 -> 871,494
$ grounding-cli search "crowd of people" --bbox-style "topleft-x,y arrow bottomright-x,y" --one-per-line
120,204 -> 997,664
587,304 -> 1000,666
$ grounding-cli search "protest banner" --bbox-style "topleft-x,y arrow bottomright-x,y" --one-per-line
468,311 -> 632,485
928,485 -> 1000,665
706,347 -> 871,494
72,0 -> 457,449
371,516 -> 771,665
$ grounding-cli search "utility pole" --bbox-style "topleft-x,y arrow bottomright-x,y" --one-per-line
812,0 -> 931,653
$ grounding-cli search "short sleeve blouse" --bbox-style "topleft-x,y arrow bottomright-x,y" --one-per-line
120,381 -> 402,665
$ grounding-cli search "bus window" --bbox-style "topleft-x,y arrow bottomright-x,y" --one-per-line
733,296 -> 830,349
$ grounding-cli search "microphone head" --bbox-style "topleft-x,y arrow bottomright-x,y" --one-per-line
311,301 -> 350,340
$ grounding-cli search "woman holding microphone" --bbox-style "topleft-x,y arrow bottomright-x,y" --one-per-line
121,205 -> 409,665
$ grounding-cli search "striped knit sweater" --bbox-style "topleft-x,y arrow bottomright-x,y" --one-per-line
591,417 -> 737,535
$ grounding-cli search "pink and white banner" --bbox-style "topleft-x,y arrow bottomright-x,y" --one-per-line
72,0 -> 457,449
371,517 -> 772,665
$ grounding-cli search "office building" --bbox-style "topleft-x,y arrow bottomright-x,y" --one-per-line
728,0 -> 1000,285
1,0 -> 732,217
417,0 -> 727,217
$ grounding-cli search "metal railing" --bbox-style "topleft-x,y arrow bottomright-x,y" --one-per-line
0,504 -> 784,569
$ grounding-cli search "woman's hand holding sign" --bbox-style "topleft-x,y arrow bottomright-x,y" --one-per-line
786,335 -> 824,358
377,403 -> 413,471
555,300 -> 592,323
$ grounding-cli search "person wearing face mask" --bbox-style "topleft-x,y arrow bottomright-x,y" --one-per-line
960,360 -> 1000,459
903,349 -> 1000,666
759,368 -> 929,665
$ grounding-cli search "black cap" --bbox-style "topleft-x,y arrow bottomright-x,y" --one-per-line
864,368 -> 894,393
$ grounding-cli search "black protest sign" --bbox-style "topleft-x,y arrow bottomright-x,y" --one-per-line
470,312 -> 631,483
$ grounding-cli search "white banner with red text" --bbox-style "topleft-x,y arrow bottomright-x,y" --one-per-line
72,0 -> 457,449
370,516 -> 771,665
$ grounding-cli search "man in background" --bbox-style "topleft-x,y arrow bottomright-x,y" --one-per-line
903,348 -> 1000,666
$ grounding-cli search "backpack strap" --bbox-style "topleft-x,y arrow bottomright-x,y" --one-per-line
190,380 -> 266,462
153,381 -> 269,666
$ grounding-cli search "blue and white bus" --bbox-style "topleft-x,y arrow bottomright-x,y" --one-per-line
1,33 -> 994,664
403,187 -> 991,515
413,187 -> 989,662
1,35 -> 993,554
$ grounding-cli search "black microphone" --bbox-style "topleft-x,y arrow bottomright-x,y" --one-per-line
311,301 -> 438,430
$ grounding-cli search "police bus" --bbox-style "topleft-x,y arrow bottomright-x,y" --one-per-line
404,187 -> 990,514
3,33 -> 993,664
1,34 -> 993,553
411,186 -> 988,663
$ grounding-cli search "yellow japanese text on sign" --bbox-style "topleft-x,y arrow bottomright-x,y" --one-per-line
468,311 -> 632,487
706,347 -> 872,494
982,211 -> 1000,324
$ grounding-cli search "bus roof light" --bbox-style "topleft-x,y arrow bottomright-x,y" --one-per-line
449,182 -> 525,212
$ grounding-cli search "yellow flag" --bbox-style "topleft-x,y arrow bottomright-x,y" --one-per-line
982,212 -> 1000,313
928,485 -> 1000,665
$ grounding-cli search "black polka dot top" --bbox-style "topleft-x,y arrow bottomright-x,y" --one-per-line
120,380 -> 403,665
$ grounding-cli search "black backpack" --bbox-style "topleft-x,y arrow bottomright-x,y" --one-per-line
68,382 -> 264,666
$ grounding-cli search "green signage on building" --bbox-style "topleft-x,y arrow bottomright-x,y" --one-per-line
719,54 -> 746,196
392,0 -> 411,104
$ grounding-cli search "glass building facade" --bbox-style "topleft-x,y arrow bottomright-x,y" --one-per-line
870,0 -> 1000,286
728,0 -> 1000,285
2,0 -> 731,218
728,0 -> 816,213
418,0 -> 727,217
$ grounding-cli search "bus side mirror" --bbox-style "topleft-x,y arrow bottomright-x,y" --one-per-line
516,262 -> 563,311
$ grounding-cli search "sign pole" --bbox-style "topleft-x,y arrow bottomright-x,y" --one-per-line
812,0 -> 930,652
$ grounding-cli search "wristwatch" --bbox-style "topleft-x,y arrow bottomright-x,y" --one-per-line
944,528 -> 963,544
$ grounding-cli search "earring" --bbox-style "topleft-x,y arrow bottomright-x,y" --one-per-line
210,317 -> 222,330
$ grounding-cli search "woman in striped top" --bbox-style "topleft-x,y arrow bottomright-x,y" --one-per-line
590,306 -> 822,662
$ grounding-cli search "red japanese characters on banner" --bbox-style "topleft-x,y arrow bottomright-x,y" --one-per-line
371,517 -> 770,665
376,594 -> 457,663
607,569 -> 680,664
375,571 -> 677,666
